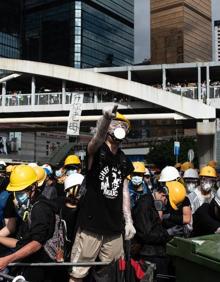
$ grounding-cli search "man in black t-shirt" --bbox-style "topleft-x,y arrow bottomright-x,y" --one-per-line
69,105 -> 135,282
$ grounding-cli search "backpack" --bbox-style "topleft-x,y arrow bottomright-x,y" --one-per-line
43,212 -> 66,262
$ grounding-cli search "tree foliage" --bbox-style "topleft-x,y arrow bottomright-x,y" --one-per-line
146,137 -> 198,169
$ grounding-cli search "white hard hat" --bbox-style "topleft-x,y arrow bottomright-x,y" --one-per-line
215,188 -> 220,207
159,166 -> 180,182
183,168 -> 199,179
64,173 -> 84,191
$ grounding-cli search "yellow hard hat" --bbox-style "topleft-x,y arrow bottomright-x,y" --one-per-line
166,181 -> 186,210
199,165 -> 217,178
32,166 -> 47,187
181,162 -> 194,172
114,112 -> 131,129
207,160 -> 217,169
132,162 -> 146,174
64,155 -> 81,166
7,165 -> 38,192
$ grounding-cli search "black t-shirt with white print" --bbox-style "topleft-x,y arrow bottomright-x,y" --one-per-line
79,143 -> 134,236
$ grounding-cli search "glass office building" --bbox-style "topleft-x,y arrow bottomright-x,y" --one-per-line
23,0 -> 134,68
0,1 -> 22,59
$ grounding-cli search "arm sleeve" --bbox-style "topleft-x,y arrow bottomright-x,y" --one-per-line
123,178 -> 133,224
4,195 -> 17,219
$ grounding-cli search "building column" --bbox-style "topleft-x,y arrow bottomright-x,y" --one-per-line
128,67 -> 132,81
31,76 -> 35,106
2,82 -> 6,107
197,120 -> 216,167
162,65 -> 166,90
198,65 -> 201,101
206,65 -> 210,103
62,80 -> 66,107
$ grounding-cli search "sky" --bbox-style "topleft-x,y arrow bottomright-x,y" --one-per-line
134,0 -> 150,64
134,0 -> 220,63
212,0 -> 220,20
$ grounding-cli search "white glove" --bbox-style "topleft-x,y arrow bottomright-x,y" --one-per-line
125,222 -> 136,240
102,104 -> 118,120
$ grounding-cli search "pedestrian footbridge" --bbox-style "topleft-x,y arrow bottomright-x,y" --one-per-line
0,58 -> 216,122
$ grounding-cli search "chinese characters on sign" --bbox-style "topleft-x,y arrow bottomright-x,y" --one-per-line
67,93 -> 84,136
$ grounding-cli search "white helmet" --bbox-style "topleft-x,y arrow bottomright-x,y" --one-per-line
183,168 -> 199,179
159,166 -> 180,182
215,188 -> 220,207
64,173 -> 84,191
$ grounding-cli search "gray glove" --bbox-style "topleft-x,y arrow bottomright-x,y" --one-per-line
102,104 -> 118,120
167,225 -> 184,236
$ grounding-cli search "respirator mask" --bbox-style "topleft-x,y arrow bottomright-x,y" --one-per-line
108,120 -> 129,142
200,178 -> 215,192
14,191 -> 31,221
186,182 -> 197,193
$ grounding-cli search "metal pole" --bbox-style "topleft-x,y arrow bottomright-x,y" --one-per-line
9,261 -> 111,267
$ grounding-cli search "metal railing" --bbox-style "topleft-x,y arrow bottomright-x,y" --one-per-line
1,87 -> 220,108
0,91 -> 132,107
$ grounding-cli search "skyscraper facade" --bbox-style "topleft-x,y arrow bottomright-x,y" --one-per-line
23,0 -> 134,68
0,1 -> 22,59
151,0 -> 212,64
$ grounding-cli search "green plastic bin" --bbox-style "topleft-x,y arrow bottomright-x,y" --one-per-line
167,234 -> 220,282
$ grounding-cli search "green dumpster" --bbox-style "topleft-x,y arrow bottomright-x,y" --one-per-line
167,234 -> 220,282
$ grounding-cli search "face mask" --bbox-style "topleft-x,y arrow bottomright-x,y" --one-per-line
200,179 -> 214,192
131,176 -> 143,186
66,169 -> 77,176
55,168 -> 64,178
186,182 -> 196,193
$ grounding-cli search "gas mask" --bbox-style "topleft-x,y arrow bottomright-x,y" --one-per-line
186,182 -> 197,193
14,192 -> 31,221
108,120 -> 129,142
200,179 -> 214,192
131,176 -> 143,186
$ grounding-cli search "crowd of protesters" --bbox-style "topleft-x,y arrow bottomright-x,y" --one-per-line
0,105 -> 219,281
